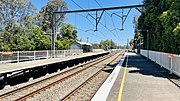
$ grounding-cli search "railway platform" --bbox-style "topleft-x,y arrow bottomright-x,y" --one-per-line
92,52 -> 180,101
0,51 -> 109,87
0,52 -> 108,74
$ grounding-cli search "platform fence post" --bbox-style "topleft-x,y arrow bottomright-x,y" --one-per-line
64,50 -> 65,57
17,51 -> 19,63
46,50 -> 48,59
34,51 -> 36,60
55,50 -> 56,58
170,58 -> 173,74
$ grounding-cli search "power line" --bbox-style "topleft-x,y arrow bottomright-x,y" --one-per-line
86,1 -> 121,42
76,27 -> 104,39
70,0 -> 126,44
71,0 -> 84,10
98,22 -> 121,43
70,0 -> 108,38
74,13 -> 76,27
76,13 -> 94,27
94,0 -> 121,37
94,0 -> 123,43
54,4 -> 144,13
94,0 -> 103,8
75,13 -> 107,38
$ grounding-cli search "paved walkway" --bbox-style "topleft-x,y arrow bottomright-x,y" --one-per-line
106,52 -> 180,101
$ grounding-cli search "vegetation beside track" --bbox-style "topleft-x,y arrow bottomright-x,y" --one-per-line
132,0 -> 180,54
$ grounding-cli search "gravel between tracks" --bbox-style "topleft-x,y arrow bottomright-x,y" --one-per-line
0,51 -> 122,101
66,69 -> 111,101
0,59 -> 99,101
25,52 -> 120,101
26,66 -> 100,101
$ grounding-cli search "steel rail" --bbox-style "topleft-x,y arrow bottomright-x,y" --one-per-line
61,51 -> 124,100
14,51 -> 123,101
0,52 -> 110,99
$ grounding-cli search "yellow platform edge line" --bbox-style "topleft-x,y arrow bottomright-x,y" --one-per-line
117,53 -> 128,101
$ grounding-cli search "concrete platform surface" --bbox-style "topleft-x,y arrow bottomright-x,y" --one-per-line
0,52 -> 107,74
106,52 -> 180,101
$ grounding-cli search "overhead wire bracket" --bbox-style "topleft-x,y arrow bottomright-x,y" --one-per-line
111,8 -> 132,30
135,7 -> 142,13
86,10 -> 104,31
95,10 -> 104,31
51,4 -> 144,52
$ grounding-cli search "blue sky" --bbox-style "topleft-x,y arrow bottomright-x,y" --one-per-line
30,0 -> 143,46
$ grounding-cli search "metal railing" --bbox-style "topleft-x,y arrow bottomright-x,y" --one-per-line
135,49 -> 138,53
92,49 -> 105,53
140,49 -> 180,77
0,49 -> 83,64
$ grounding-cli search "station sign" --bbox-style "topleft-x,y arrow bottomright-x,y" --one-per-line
167,54 -> 174,58
2,52 -> 14,55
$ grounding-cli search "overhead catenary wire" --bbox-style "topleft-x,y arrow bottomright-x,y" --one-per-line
94,0 -> 123,36
76,13 -> 95,28
70,0 -> 130,44
70,0 -> 122,43
93,0 -> 121,39
98,22 -> 121,43
76,27 -> 104,39
74,13 -> 105,40
71,0 -> 84,10
71,0 -> 104,34
94,0 -> 123,44
74,13 -> 76,27
75,13 -> 107,38
54,4 -> 144,13
94,0 -> 132,30
87,14 -> 121,43
73,11 -> 105,39
70,0 -> 108,38
77,28 -> 102,38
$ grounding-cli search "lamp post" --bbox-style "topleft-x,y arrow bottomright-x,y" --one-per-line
147,30 -> 149,59
138,29 -> 149,59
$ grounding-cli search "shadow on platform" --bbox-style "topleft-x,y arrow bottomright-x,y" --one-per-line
123,53 -> 180,89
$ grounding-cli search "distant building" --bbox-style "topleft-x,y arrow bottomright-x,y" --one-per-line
70,41 -> 92,53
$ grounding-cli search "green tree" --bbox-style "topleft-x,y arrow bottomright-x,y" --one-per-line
10,34 -> 34,51
160,1 -> 180,53
60,23 -> 77,40
173,23 -> 180,53
137,0 -> 180,54
0,38 -> 11,51
92,44 -> 100,49
55,23 -> 78,50
99,40 -> 118,50
61,37 -> 71,49
0,0 -> 36,33
28,27 -> 51,50
37,0 -> 67,32
131,31 -> 143,50
55,40 -> 63,50
0,0 -> 80,51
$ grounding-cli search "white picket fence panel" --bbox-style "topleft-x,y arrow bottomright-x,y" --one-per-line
140,49 -> 180,77
0,49 -> 83,64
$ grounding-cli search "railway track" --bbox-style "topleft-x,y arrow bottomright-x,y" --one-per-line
61,50 -> 123,101
0,50 -> 124,101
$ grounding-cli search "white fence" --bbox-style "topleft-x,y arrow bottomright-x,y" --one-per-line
92,49 -> 105,53
0,49 -> 83,64
135,49 -> 138,53
140,49 -> 180,77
